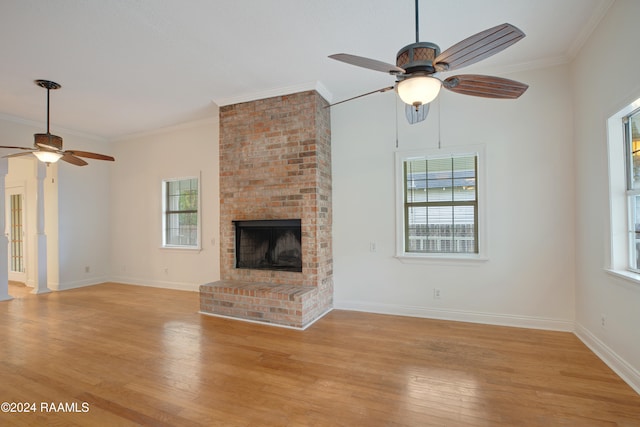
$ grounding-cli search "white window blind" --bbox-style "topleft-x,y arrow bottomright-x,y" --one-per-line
403,153 -> 478,254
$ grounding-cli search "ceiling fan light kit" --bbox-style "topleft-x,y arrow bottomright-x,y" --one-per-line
397,75 -> 441,108
328,0 -> 529,124
0,80 -> 115,166
32,150 -> 63,163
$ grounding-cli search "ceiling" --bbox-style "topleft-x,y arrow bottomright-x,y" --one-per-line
0,0 -> 612,140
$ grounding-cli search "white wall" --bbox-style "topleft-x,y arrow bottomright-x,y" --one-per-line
109,112 -> 220,291
56,132 -> 112,290
331,63 -> 576,331
571,0 -> 640,392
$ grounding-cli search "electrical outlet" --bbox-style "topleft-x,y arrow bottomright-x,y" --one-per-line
369,242 -> 377,252
601,314 -> 606,327
433,288 -> 441,299
84,266 -> 90,273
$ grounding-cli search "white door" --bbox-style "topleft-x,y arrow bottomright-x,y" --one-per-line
5,187 -> 26,283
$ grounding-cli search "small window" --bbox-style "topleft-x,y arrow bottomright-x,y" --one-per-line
162,176 -> 200,249
396,147 -> 485,260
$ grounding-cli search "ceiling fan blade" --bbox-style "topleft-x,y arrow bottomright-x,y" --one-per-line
434,23 -> 525,71
66,150 -> 115,161
329,53 -> 405,75
61,153 -> 88,166
326,86 -> 395,108
405,103 -> 429,124
2,151 -> 35,159
443,75 -> 528,99
0,145 -> 37,151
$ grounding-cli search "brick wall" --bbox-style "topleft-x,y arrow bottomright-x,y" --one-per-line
217,90 -> 333,316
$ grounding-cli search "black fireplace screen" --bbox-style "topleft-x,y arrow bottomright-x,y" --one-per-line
234,219 -> 302,272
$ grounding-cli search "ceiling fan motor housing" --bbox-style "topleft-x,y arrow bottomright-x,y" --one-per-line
396,42 -> 440,77
34,133 -> 63,151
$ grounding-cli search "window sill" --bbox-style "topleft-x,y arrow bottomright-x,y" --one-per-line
160,245 -> 202,253
395,253 -> 489,265
605,268 -> 640,287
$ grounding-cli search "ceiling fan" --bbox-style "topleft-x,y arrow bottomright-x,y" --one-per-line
328,0 -> 529,123
0,80 -> 115,166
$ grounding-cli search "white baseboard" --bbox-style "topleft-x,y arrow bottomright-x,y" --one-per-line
334,300 -> 575,332
52,276 -> 110,291
575,322 -> 640,395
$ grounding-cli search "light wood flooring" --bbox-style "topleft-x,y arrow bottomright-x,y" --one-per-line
1,282 -> 639,426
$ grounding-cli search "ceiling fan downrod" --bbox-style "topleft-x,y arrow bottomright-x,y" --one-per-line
35,79 -> 61,135
414,0 -> 419,43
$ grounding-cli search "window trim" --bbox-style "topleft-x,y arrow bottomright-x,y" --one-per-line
624,109 -> 640,274
161,173 -> 202,250
606,97 -> 640,285
395,145 -> 488,262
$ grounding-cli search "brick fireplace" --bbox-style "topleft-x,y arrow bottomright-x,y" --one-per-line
200,90 -> 333,328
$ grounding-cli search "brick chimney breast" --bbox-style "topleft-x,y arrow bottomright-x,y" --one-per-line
201,90 -> 332,328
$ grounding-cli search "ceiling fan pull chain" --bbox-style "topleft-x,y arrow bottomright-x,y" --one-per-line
395,97 -> 399,148
438,97 -> 442,150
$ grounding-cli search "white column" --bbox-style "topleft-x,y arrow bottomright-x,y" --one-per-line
32,161 -> 51,294
0,158 -> 12,301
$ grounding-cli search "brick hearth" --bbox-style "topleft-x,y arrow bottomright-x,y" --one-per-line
199,281 -> 321,329
200,90 -> 333,328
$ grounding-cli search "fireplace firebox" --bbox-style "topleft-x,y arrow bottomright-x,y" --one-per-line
234,219 -> 302,272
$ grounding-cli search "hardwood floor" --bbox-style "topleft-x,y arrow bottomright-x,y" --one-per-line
1,282 -> 639,426
6,281 -> 31,298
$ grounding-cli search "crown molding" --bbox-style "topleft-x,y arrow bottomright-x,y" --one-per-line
566,0 -> 615,59
111,115 -> 220,142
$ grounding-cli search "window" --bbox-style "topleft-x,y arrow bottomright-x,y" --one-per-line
606,97 -> 640,282
396,146 -> 485,260
162,176 -> 200,249
625,108 -> 640,272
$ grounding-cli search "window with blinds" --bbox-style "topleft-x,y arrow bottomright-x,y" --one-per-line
162,176 -> 200,249
402,153 -> 478,254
